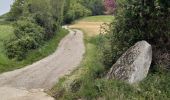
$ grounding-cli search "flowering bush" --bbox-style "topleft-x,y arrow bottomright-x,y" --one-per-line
104,0 -> 116,14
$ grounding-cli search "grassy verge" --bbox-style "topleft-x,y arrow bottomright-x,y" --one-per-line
49,29 -> 105,99
50,35 -> 170,100
49,16 -> 170,100
0,27 -> 68,73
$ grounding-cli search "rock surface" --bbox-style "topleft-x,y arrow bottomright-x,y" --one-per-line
107,41 -> 152,84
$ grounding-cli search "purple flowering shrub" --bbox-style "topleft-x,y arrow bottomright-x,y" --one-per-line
104,0 -> 116,14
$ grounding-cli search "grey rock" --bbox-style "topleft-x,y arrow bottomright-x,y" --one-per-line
107,41 -> 152,84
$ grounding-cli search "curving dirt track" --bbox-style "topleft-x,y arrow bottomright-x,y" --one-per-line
0,27 -> 85,100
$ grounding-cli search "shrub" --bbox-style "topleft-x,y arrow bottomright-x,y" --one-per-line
63,0 -> 105,24
5,36 -> 39,60
104,0 -> 116,14
81,0 -> 105,15
63,0 -> 92,23
5,0 -> 65,60
5,19 -> 45,60
101,0 -> 170,69
7,0 -> 26,21
14,19 -> 44,41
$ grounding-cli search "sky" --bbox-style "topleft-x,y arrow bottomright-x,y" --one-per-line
0,0 -> 14,15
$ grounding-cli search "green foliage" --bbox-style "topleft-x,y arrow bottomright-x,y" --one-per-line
5,36 -> 36,60
7,0 -> 26,21
81,0 -> 104,15
5,0 -> 65,60
51,0 -> 65,25
51,33 -> 170,100
63,0 -> 105,23
14,19 -> 44,41
0,29 -> 68,73
64,0 -> 92,23
5,20 -> 44,60
27,0 -> 63,39
101,0 -> 170,68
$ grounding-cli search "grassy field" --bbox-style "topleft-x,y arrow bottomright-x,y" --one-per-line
69,15 -> 114,36
0,25 -> 68,73
0,14 -> 6,22
50,16 -> 170,100
79,15 -> 114,22
0,25 -> 14,72
0,14 -> 11,25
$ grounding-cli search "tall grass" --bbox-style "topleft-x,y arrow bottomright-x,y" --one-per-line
49,16 -> 170,100
50,33 -> 170,100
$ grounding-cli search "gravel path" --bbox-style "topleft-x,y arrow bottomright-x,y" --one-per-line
0,28 -> 85,100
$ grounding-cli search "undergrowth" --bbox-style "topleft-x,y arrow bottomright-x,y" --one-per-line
50,34 -> 170,100
0,29 -> 68,73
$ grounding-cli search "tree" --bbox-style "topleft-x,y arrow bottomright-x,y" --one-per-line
8,0 -> 26,21
6,0 -> 66,60
63,0 -> 91,23
104,0 -> 116,14
81,0 -> 104,15
51,0 -> 65,30
102,0 -> 170,69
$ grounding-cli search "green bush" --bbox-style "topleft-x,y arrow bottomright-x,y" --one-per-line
14,19 -> 44,41
80,0 -> 104,15
5,36 -> 39,60
4,0 -> 65,60
7,0 -> 25,21
63,0 -> 105,24
63,0 -> 92,23
27,0 -> 58,39
51,32 -> 170,100
5,20 -> 45,60
101,0 -> 170,69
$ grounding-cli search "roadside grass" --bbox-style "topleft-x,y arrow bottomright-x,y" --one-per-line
50,34 -> 170,100
49,28 -> 105,99
0,26 -> 68,73
50,16 -> 170,100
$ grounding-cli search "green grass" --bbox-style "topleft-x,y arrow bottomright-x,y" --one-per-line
0,26 -> 68,73
49,31 -> 104,99
0,25 -> 14,40
50,33 -> 170,100
0,14 -> 11,25
50,16 -> 170,100
79,15 -> 114,22
0,25 -> 14,72
0,14 -> 5,22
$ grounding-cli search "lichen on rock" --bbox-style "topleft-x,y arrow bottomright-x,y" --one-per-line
107,41 -> 152,84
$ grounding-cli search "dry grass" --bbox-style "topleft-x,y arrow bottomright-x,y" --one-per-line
68,15 -> 113,36
69,22 -> 105,36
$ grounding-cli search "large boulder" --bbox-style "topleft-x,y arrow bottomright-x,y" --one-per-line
107,41 -> 152,84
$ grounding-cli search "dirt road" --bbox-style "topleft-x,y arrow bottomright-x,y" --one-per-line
0,27 -> 85,100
